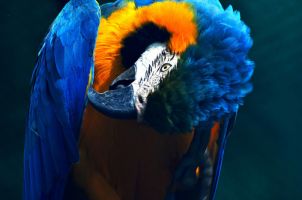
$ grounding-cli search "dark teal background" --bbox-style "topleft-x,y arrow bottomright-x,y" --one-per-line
0,0 -> 301,199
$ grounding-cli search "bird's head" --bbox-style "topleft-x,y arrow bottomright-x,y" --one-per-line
88,0 -> 253,134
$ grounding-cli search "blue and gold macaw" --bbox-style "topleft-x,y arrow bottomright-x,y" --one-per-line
23,0 -> 254,199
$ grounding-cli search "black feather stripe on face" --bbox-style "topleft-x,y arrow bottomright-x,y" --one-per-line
120,22 -> 171,69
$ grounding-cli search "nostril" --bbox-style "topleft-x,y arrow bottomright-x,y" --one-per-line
138,95 -> 144,104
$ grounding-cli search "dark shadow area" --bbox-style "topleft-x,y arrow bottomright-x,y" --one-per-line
218,0 -> 302,199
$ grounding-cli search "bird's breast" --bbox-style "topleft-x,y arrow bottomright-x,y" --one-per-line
74,104 -> 193,200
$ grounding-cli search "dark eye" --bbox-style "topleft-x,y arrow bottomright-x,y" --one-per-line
160,63 -> 172,72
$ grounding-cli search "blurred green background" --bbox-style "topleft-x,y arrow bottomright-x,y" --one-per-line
0,0 -> 301,199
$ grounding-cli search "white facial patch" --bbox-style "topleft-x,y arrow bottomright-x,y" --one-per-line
132,43 -> 180,120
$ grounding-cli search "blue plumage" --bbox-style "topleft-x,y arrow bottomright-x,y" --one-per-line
144,1 -> 254,133
179,2 -> 254,199
101,0 -> 126,18
182,0 -> 254,124
23,0 -> 100,199
134,0 -> 162,7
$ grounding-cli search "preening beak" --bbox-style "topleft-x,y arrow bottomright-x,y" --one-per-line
88,43 -> 179,120
88,65 -> 137,119
88,86 -> 137,119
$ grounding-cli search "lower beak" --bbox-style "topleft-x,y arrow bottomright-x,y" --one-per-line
87,66 -> 137,119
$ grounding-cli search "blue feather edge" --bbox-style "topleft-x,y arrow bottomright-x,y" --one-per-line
23,0 -> 100,199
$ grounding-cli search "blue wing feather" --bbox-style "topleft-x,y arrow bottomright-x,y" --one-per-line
209,112 -> 237,200
23,0 -> 100,199
100,0 -> 126,18
134,0 -> 163,7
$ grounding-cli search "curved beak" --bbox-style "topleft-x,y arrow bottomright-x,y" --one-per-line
87,66 -> 137,119
87,43 -> 179,120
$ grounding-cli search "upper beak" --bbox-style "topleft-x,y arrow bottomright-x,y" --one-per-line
87,66 -> 137,119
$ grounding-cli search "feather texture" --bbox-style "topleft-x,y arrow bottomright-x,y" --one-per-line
24,0 -> 254,199
93,1 -> 197,91
144,0 -> 254,133
23,0 -> 100,199
184,1 -> 254,124
100,0 -> 126,18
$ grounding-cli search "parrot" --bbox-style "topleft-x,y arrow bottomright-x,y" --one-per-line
23,0 -> 254,200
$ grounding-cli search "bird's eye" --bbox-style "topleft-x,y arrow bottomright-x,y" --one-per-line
160,63 -> 172,72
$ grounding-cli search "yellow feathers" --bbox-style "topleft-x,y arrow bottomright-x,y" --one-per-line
137,1 -> 197,53
93,1 -> 197,92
